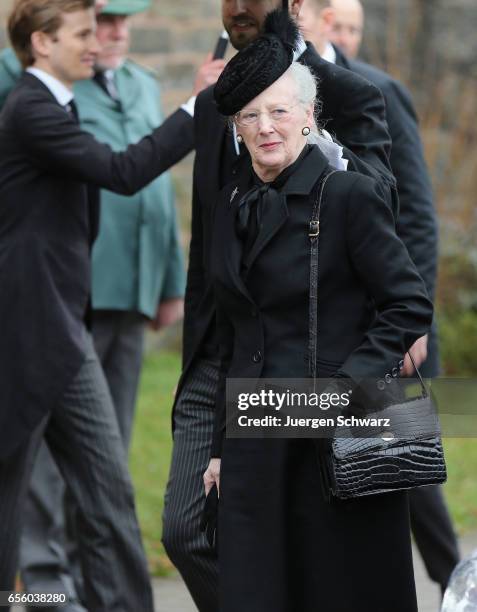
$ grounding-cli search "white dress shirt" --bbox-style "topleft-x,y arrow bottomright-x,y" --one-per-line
321,42 -> 337,65
26,67 -> 74,107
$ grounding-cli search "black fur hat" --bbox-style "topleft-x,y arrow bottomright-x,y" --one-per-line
214,9 -> 300,116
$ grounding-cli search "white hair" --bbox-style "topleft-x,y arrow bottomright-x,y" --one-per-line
288,61 -> 318,108
288,62 -> 324,141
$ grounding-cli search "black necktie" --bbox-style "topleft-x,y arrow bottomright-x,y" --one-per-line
93,71 -> 119,101
236,145 -> 311,245
64,99 -> 79,123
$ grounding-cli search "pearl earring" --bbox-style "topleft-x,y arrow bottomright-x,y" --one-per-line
302,127 -> 311,136
236,134 -> 243,144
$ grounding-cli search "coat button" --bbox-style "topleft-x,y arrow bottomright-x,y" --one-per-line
392,367 -> 399,378
385,373 -> 392,384
251,309 -> 258,317
252,350 -> 262,363
399,359 -> 404,369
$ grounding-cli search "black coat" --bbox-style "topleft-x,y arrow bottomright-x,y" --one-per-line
334,47 -> 440,376
178,42 -> 396,414
209,146 -> 433,612
0,73 -> 193,460
211,145 -> 433,455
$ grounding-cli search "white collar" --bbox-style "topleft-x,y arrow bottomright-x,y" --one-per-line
321,42 -> 336,64
26,67 -> 74,106
293,34 -> 308,61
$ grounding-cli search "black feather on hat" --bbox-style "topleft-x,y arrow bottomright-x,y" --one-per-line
214,9 -> 300,116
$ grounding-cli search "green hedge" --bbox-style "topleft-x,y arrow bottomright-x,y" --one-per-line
438,309 -> 477,376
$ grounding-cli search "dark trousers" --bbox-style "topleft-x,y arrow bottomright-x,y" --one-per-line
1,332 -> 153,612
410,486 -> 460,593
162,359 -> 219,612
92,310 -> 146,450
19,312 -> 146,605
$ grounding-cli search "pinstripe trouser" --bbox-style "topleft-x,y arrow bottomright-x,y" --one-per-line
0,333 -> 153,612
162,358 -> 219,612
19,311 -> 147,607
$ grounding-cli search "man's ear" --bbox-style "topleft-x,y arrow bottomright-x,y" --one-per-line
290,0 -> 305,19
31,30 -> 54,62
319,6 -> 336,31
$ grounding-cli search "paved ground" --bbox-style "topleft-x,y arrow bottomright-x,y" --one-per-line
151,532 -> 477,612
13,532 -> 477,612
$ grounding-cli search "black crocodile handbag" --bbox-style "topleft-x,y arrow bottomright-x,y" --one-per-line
308,170 -> 447,500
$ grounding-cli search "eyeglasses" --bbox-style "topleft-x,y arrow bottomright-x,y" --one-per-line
234,103 -> 299,127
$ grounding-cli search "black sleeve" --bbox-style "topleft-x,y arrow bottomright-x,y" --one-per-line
14,92 -> 194,196
210,289 -> 235,458
325,73 -> 399,217
341,144 -> 400,218
384,79 -> 438,299
182,162 -> 206,367
333,75 -> 393,186
337,175 -> 434,381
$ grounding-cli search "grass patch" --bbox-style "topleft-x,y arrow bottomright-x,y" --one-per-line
130,351 -> 477,575
129,350 -> 180,576
443,439 -> 477,534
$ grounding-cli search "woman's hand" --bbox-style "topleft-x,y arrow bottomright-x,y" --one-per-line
401,335 -> 428,376
204,458 -> 221,497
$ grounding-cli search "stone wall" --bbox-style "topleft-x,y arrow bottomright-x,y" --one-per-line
2,0 -> 475,111
1,0 -> 476,254
362,0 -> 477,108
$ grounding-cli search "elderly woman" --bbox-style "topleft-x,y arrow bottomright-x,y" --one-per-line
203,11 -> 433,612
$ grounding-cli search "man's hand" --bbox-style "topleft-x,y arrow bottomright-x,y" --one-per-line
150,298 -> 184,331
192,53 -> 227,96
204,458 -> 221,497
401,335 -> 428,376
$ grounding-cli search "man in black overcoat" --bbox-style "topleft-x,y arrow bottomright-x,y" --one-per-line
325,0 -> 460,593
161,1 -> 399,610
0,0 -> 195,608
332,51 -> 461,598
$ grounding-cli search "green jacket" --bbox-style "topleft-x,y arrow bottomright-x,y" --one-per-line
0,48 -> 21,108
76,61 -> 186,317
0,49 -> 186,318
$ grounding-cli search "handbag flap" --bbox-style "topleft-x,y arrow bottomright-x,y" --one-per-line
332,396 -> 441,460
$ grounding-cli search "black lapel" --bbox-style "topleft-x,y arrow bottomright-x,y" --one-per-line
300,42 -> 327,73
199,88 -> 230,207
221,174 -> 256,305
207,115 -> 228,201
22,72 -> 62,104
242,193 -> 289,272
242,147 -> 331,274
282,146 -> 331,195
218,147 -> 331,301
332,44 -> 351,70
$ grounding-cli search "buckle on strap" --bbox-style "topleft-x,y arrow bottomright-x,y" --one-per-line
309,220 -> 320,237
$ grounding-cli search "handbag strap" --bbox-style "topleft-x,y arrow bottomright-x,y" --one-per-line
307,170 -> 429,398
405,351 -> 429,397
308,169 -> 337,381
